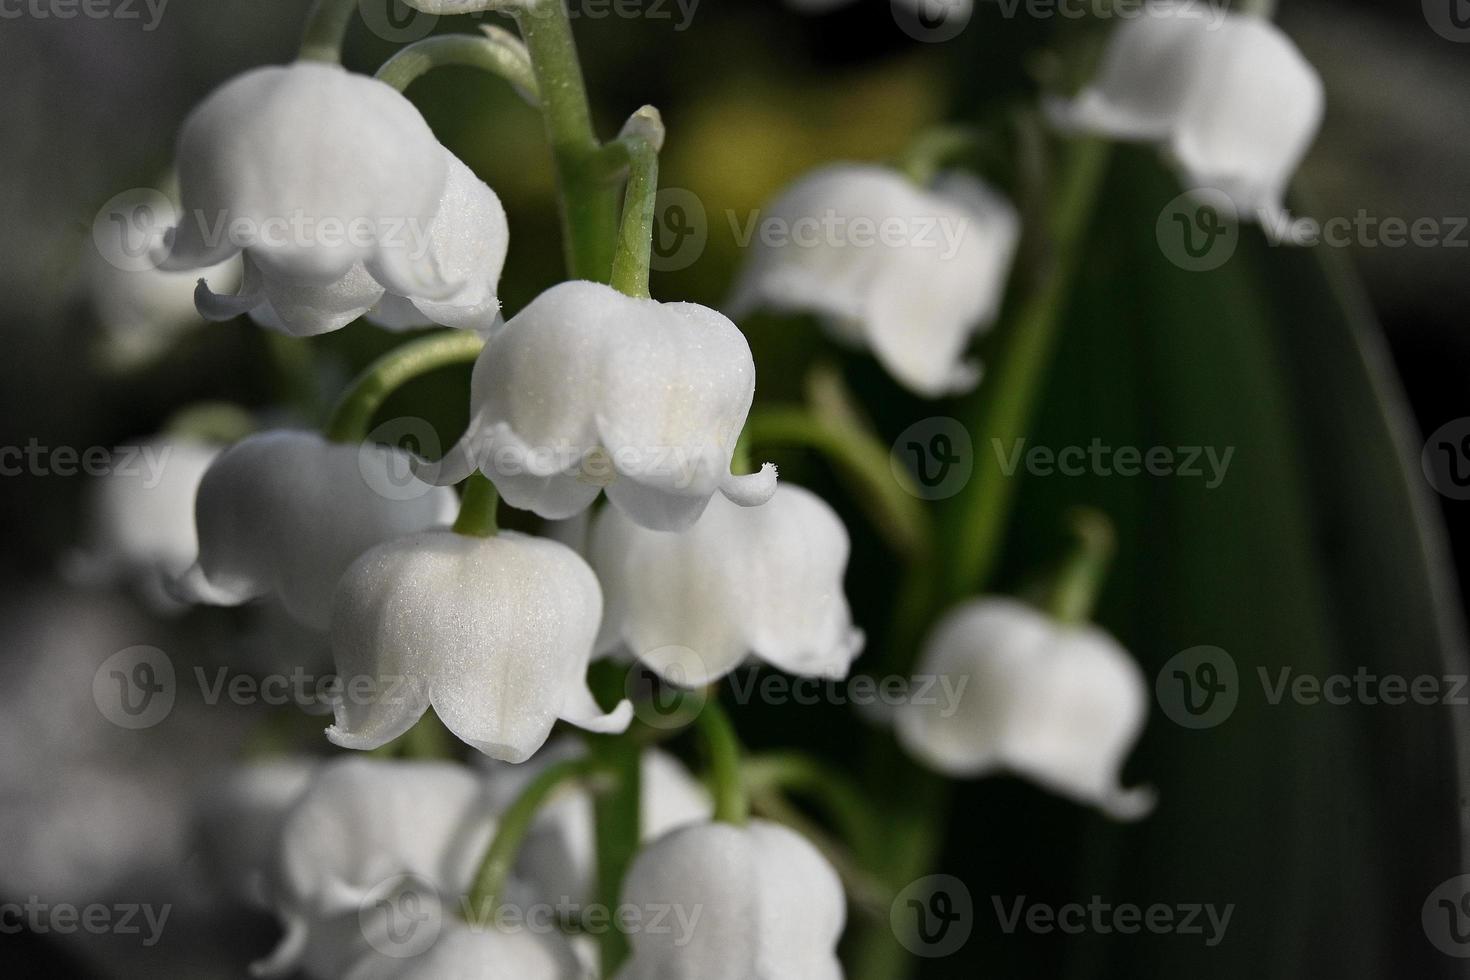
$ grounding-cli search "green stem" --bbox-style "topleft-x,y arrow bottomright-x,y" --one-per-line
742,752 -> 877,856
743,406 -> 932,562
1047,507 -> 1115,624
512,0 -> 619,281
465,756 -> 599,923
588,732 -> 640,973
324,331 -> 484,443
697,698 -> 748,825
452,472 -> 500,537
376,29 -> 541,104
298,0 -> 359,64
938,137 -> 1112,605
609,131 -> 660,298
896,125 -> 983,187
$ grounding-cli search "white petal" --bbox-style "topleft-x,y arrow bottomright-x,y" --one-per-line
591,484 -> 863,686
168,62 -> 446,282
343,920 -> 584,980
398,153 -> 508,331
328,530 -> 616,762
189,430 -> 458,629
726,164 -> 1018,397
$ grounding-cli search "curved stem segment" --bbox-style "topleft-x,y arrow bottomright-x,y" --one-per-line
465,756 -> 599,924
609,129 -> 661,298
697,698 -> 748,825
299,0 -> 359,64
742,752 -> 877,856
452,472 -> 500,537
1048,507 -> 1115,624
512,0 -> 619,281
325,331 -> 484,443
376,28 -> 541,105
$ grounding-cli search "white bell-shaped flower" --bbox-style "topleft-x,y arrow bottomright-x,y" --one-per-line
65,435 -> 219,610
422,280 -> 777,533
342,920 -> 584,980
1047,2 -> 1323,224
162,62 -> 505,333
590,483 -> 863,687
895,597 -> 1154,820
196,151 -> 508,336
727,164 -> 1019,397
258,758 -> 498,979
616,820 -> 845,980
483,738 -> 712,906
175,430 -> 458,630
327,530 -> 632,762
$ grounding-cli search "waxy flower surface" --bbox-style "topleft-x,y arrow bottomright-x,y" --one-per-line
727,164 -> 1019,397
616,819 -> 845,980
1047,1 -> 1323,224
162,62 -> 507,335
257,758 -> 499,979
327,530 -> 632,762
591,483 -> 864,686
895,598 -> 1155,819
342,921 -> 583,980
423,280 -> 777,532
176,430 -> 458,630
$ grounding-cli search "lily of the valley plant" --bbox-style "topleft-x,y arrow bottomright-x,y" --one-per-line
91,0 -> 1326,974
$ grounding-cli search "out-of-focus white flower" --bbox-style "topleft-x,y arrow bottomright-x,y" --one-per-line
162,62 -> 506,335
616,820 -> 845,980
483,738 -> 712,906
65,436 -> 219,611
341,920 -> 584,980
422,280 -> 777,533
727,164 -> 1019,397
196,758 -> 318,909
327,530 -> 632,762
590,484 -> 863,687
174,430 -> 458,630
85,196 -> 242,370
196,152 -> 507,336
257,758 -> 498,979
895,597 -> 1154,820
1047,1 -> 1322,225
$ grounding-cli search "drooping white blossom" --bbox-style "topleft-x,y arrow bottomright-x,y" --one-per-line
616,820 -> 845,980
422,280 -> 777,532
174,430 -> 458,630
1047,1 -> 1323,225
196,152 -> 508,336
162,62 -> 506,335
326,530 -> 632,762
482,738 -> 712,907
256,758 -> 499,979
895,597 -> 1155,820
65,435 -> 220,611
727,164 -> 1019,397
590,483 -> 863,687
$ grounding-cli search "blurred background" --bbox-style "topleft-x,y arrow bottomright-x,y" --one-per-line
1,0 -> 1467,976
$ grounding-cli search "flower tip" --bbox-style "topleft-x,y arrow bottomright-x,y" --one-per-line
193,276 -> 260,323
1101,784 -> 1158,822
619,105 -> 666,153
721,462 -> 778,508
